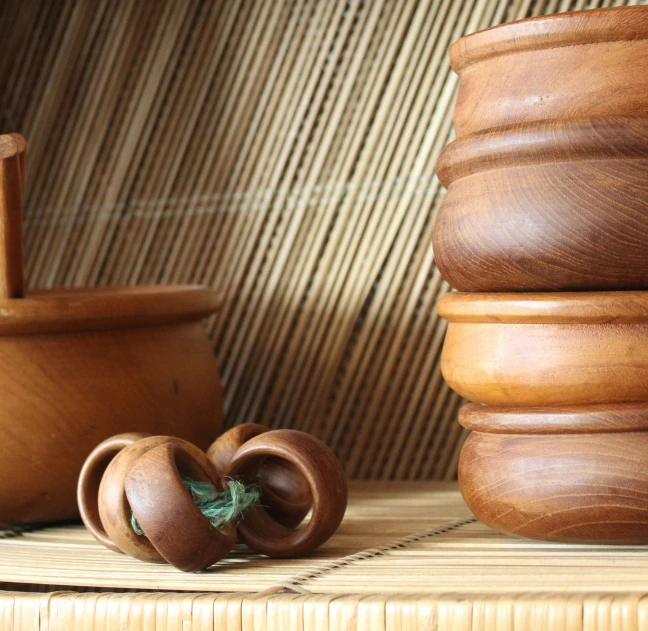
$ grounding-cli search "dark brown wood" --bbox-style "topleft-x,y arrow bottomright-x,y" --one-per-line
77,432 -> 150,555
459,403 -> 648,544
207,424 -> 312,528
434,117 -> 648,292
450,6 -> 648,137
225,430 -> 348,557
125,443 -> 237,572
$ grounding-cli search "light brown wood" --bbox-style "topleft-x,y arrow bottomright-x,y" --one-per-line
434,117 -> 648,292
450,6 -> 648,137
0,303 -> 223,524
459,404 -> 648,544
225,429 -> 348,557
0,133 -> 25,299
440,291 -> 648,407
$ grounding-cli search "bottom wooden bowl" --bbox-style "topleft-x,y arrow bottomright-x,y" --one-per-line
459,403 -> 648,544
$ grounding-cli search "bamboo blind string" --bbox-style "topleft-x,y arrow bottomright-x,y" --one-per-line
124,1 -> 275,287
78,0 -> 188,287
332,2 -> 470,472
360,0 -> 506,479
41,0 -> 164,284
139,4 -> 241,285
216,1 -> 378,413
159,4 -> 263,289
264,2 -> 412,430
208,0 -> 341,364
228,0 -> 398,425
329,0 -> 468,464
235,1 -> 401,427
108,2 -> 216,285
296,0 -> 449,435
210,0 -> 366,357
171,0 -> 294,316
98,2 -> 202,286
159,2 -> 253,285
35,1 -> 129,287
296,1 -> 478,440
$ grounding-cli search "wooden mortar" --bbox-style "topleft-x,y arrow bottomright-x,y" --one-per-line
0,135 -> 223,524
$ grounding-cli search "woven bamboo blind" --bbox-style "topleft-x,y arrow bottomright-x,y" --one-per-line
0,0 -> 644,481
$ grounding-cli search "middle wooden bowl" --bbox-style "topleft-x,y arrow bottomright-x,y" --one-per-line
433,116 -> 648,292
439,291 -> 648,407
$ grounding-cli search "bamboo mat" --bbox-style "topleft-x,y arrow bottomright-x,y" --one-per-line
2,482 -> 648,629
0,0 -> 643,482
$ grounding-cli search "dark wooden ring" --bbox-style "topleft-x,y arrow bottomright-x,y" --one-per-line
208,424 -> 312,528
226,429 -> 347,557
125,442 -> 237,572
77,432 -> 150,554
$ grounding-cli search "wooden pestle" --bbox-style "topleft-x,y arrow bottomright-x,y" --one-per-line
0,133 -> 26,299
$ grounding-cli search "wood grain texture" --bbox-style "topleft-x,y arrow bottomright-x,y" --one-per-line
440,291 -> 648,406
207,424 -> 312,528
460,428 -> 648,544
438,290 -> 648,324
77,432 -> 150,555
0,320 -> 223,524
225,430 -> 348,557
86,435 -> 223,564
460,402 -> 648,434
434,117 -> 648,292
451,6 -> 648,137
0,134 -> 25,298
125,442 -> 237,572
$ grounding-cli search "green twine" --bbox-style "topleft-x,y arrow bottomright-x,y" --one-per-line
131,477 -> 260,537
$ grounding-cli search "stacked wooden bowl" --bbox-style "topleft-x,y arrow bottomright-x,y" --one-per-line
435,5 -> 648,544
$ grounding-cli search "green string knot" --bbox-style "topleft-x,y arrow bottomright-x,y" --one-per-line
131,477 -> 260,536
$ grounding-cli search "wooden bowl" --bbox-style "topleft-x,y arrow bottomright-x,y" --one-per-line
434,117 -> 648,292
0,135 -> 223,523
450,6 -> 648,138
0,286 -> 223,524
439,291 -> 648,407
459,402 -> 648,544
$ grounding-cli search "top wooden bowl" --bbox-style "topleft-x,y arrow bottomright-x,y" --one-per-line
451,5 -> 648,138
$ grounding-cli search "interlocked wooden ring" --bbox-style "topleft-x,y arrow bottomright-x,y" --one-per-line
78,426 -> 347,569
78,434 -> 236,571
207,424 -> 312,528
223,429 -> 348,557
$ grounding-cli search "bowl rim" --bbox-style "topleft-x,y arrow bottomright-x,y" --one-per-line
436,115 -> 648,187
439,291 -> 648,324
450,5 -> 648,73
459,402 -> 648,434
0,285 -> 221,335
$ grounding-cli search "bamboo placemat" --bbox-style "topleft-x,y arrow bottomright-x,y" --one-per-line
1,0 -> 644,483
3,482 -> 648,629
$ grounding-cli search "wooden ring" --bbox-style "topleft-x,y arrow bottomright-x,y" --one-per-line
225,429 -> 347,557
97,436 -> 221,564
207,424 -> 312,528
125,443 -> 237,571
77,433 -> 150,554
